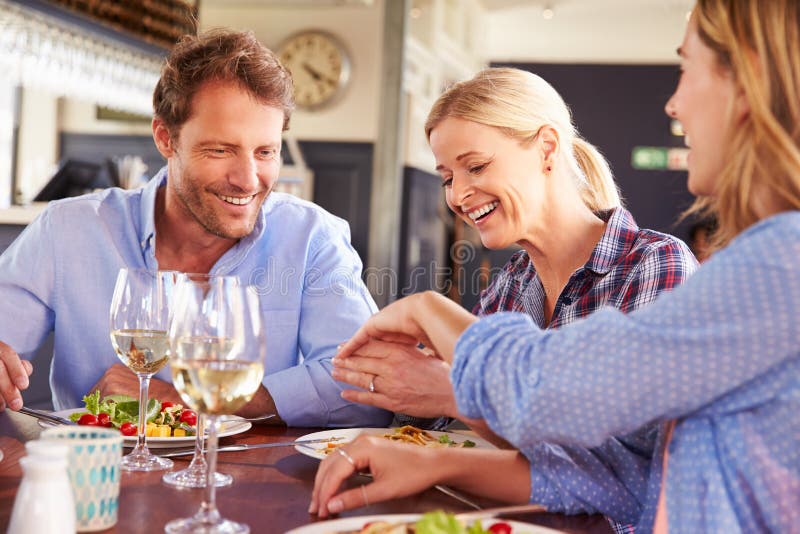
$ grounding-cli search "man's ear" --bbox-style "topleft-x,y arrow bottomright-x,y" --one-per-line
152,117 -> 175,158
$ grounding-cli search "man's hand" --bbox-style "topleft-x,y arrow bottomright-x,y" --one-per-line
332,340 -> 458,418
88,363 -> 183,404
91,366 -> 284,423
235,385 -> 285,425
0,341 -> 33,411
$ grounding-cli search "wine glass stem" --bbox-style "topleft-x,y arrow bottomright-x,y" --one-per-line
199,414 -> 221,523
187,414 -> 207,471
135,374 -> 151,451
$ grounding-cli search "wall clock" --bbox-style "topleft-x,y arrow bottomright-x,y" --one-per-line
277,30 -> 351,110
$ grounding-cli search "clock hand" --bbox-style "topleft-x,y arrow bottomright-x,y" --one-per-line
302,62 -> 336,86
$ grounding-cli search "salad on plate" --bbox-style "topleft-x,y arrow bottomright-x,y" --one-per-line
69,390 -> 197,437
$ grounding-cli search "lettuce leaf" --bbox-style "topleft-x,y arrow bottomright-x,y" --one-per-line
82,390 -> 118,419
414,511 -> 490,534
70,392 -> 159,426
114,398 -> 160,423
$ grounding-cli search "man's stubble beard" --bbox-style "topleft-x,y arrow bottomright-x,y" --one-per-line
172,172 -> 267,241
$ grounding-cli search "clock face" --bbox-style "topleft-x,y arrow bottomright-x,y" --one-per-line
278,31 -> 350,110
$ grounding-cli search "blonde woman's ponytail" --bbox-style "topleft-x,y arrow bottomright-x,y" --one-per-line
572,137 -> 621,211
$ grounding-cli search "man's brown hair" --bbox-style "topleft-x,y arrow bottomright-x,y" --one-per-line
153,28 -> 295,136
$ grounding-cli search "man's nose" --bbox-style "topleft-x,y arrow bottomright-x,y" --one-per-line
227,155 -> 259,191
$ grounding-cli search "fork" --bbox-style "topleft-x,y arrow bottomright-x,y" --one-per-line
18,406 -> 76,426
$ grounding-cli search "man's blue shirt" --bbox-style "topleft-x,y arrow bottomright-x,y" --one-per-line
0,169 -> 391,427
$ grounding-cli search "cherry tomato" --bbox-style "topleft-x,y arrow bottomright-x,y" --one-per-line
77,414 -> 99,426
160,401 -> 175,411
488,522 -> 513,534
179,410 -> 197,426
97,413 -> 112,427
120,422 -> 137,436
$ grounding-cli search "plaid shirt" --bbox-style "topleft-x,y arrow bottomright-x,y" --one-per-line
474,207 -> 696,327
472,207 -> 697,534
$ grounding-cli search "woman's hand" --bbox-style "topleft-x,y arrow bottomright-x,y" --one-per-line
337,291 -> 477,364
309,436 -> 445,517
337,293 -> 433,358
309,436 -> 532,517
332,340 -> 458,418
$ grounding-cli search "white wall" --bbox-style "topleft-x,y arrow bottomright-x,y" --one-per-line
15,88 -> 59,203
0,85 -> 15,208
59,99 -> 152,136
200,1 -> 386,142
486,1 -> 693,64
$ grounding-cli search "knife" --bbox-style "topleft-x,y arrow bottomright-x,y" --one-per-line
158,437 -> 344,458
18,406 -> 76,426
456,503 -> 548,521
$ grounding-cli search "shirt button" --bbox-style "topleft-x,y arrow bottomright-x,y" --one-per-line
562,297 -> 572,305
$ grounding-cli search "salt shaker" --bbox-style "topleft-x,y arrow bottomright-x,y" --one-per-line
8,441 -> 76,534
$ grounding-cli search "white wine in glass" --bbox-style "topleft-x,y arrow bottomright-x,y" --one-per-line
166,276 -> 265,534
171,359 -> 264,414
109,268 -> 176,472
110,329 -> 171,374
162,278 -> 241,490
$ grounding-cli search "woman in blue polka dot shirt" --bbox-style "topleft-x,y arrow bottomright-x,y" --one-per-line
311,1 -> 800,531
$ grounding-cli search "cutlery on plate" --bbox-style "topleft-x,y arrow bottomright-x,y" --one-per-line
231,413 -> 277,424
18,406 -> 76,426
158,437 -> 344,458
456,503 -> 548,521
433,484 -> 483,511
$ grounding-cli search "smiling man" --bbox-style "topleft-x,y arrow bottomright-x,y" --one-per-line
0,29 -> 391,429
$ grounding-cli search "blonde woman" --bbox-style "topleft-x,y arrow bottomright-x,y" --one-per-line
334,68 -> 696,426
332,68 -> 697,533
313,0 -> 800,531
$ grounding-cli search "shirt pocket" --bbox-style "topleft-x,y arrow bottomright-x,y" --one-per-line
260,308 -> 301,375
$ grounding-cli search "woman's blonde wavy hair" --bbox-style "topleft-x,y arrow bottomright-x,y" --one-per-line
689,0 -> 800,248
424,67 -> 621,212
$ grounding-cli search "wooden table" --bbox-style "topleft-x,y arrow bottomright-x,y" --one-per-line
0,410 -> 612,533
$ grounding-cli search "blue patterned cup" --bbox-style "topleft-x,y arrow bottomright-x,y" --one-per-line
41,426 -> 123,532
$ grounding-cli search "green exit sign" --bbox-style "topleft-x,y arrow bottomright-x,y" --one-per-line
631,146 -> 669,170
631,146 -> 690,171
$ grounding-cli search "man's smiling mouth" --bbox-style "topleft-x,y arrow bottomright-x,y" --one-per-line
217,193 -> 256,206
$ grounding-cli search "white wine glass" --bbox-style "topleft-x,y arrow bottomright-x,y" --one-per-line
162,274 -> 237,489
109,268 -> 176,472
166,276 -> 265,534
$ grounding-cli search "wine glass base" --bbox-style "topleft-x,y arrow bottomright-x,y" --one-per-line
120,451 -> 173,472
162,468 -> 233,489
164,517 -> 248,534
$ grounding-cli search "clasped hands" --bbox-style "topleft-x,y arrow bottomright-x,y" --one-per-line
332,339 -> 457,419
331,291 -> 479,421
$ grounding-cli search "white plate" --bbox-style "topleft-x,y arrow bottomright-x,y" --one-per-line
40,409 -> 252,449
287,514 -> 562,533
294,428 -> 497,460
